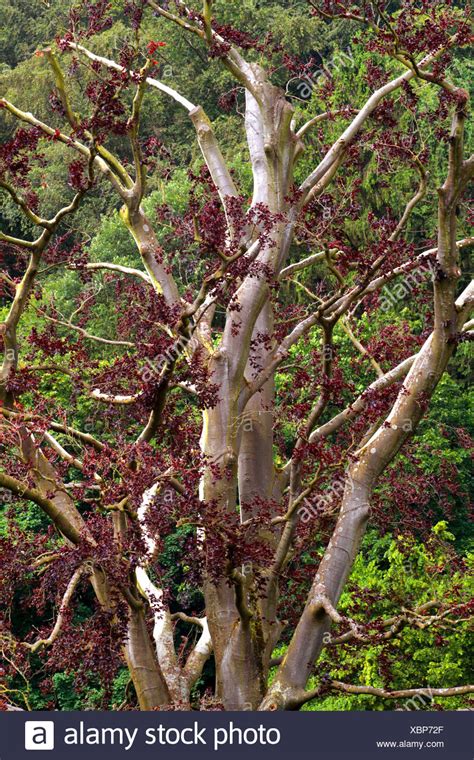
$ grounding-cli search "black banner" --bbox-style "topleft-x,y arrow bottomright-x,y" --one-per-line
0,711 -> 472,759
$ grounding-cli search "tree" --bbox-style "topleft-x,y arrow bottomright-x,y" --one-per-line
1,0 -> 473,711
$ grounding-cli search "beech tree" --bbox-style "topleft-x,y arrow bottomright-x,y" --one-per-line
1,0 -> 473,711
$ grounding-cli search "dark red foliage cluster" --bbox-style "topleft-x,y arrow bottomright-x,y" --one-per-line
123,0 -> 146,30
156,169 -> 285,317
199,498 -> 277,586
312,0 -> 378,19
282,53 -> 319,78
371,447 -> 468,536
68,159 -> 90,191
369,3 -> 470,58
217,87 -> 241,113
67,0 -> 113,40
310,0 -> 472,109
0,512 -> 130,701
48,90 -> 66,119
0,527 -> 39,610
83,71 -> 130,139
0,126 -> 45,192
364,60 -> 387,89
366,322 -> 422,369
209,21 -> 263,57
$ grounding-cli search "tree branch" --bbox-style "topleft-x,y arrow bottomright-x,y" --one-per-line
25,564 -> 91,652
69,43 -> 196,112
84,262 -> 151,284
298,43 -> 456,205
38,310 -> 135,348
296,109 -> 358,140
280,249 -> 329,278
328,681 -> 474,699
290,681 -> 474,709
0,470 -> 83,544
90,389 -> 139,405
0,98 -> 127,198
